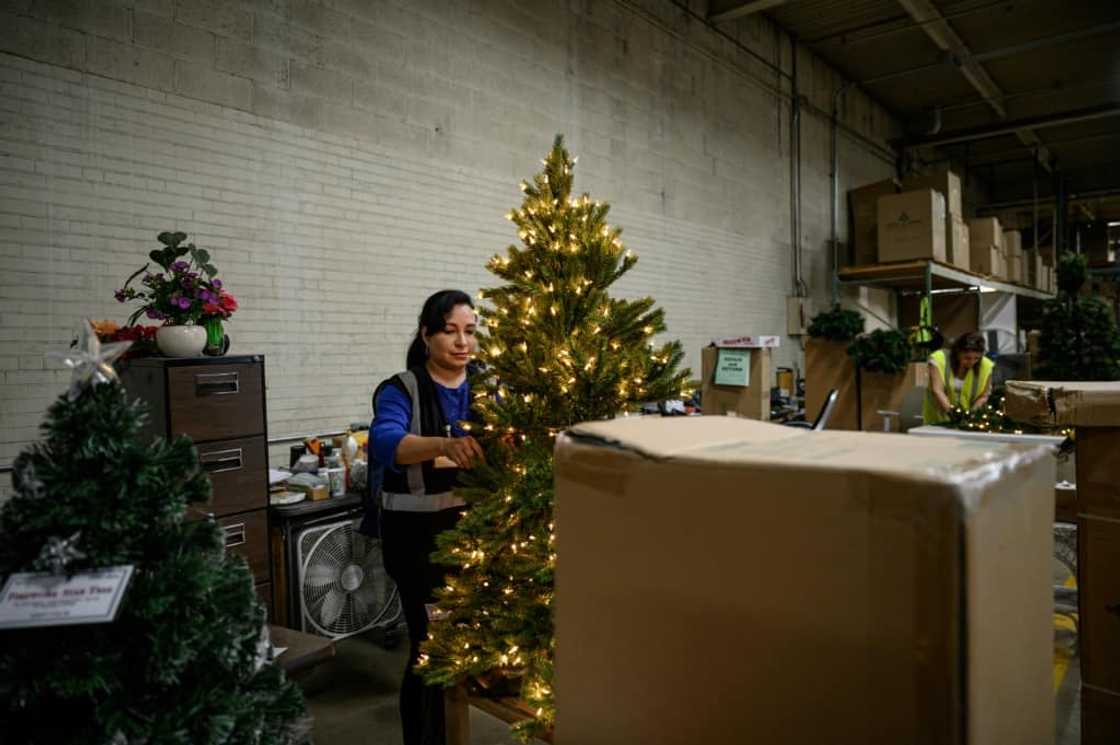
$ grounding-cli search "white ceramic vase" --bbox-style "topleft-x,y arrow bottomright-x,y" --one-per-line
156,325 -> 207,357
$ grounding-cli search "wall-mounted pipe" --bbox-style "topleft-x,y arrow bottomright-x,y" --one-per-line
790,38 -> 806,297
830,83 -> 852,305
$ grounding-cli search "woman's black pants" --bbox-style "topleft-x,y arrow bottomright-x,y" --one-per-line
381,507 -> 461,745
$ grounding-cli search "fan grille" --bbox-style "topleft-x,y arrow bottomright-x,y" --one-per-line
297,517 -> 401,638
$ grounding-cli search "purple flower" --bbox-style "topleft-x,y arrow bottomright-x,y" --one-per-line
114,290 -> 126,302
182,277 -> 194,289
177,297 -> 191,309
211,279 -> 222,289
145,308 -> 161,319
171,260 -> 189,272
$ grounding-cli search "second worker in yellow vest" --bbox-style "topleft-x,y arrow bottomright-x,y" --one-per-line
924,332 -> 994,425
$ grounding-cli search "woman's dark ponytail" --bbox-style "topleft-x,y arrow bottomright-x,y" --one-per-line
406,289 -> 474,370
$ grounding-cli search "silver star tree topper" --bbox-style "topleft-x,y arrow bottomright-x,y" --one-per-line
49,320 -> 132,399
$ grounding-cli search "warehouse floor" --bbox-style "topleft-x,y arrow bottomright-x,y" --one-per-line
301,554 -> 1082,744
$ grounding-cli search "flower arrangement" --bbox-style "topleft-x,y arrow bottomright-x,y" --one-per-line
91,320 -> 160,357
115,231 -> 237,326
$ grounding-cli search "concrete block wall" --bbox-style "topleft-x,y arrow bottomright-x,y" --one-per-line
0,0 -> 898,484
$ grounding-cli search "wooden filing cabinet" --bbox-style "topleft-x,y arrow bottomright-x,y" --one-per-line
121,355 -> 273,618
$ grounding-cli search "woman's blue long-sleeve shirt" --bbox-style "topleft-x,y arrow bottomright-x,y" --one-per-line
369,378 -> 471,471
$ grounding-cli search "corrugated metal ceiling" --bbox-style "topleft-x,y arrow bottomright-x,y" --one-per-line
706,0 -> 1120,213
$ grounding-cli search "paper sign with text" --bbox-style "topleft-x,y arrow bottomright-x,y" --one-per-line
714,348 -> 751,387
711,335 -> 780,349
0,566 -> 133,629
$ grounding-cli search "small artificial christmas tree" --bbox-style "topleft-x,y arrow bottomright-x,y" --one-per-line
0,324 -> 306,745
1036,252 -> 1120,381
419,137 -> 690,738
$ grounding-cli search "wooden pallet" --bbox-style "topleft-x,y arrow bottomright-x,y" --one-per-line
445,683 -> 553,744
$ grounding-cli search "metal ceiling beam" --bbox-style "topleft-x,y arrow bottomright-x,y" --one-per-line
894,0 -> 1054,173
901,102 -> 1120,148
709,0 -> 790,23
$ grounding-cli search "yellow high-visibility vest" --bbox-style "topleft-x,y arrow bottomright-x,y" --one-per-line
923,349 -> 994,424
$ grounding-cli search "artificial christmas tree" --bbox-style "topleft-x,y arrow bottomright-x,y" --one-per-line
1036,252 -> 1120,381
0,323 -> 306,745
419,137 -> 690,738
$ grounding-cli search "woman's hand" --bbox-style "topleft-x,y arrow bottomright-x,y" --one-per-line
441,435 -> 485,469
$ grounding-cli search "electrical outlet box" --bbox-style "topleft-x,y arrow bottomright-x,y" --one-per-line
786,296 -> 812,336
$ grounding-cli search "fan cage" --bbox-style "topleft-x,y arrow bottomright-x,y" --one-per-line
296,516 -> 402,639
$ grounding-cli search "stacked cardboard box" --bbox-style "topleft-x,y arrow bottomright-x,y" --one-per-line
968,217 -> 1004,278
1005,381 -> 1120,744
877,189 -> 947,263
556,415 -> 1056,745
1005,230 -> 1024,284
848,179 -> 901,266
1028,250 -> 1045,290
904,169 -> 969,270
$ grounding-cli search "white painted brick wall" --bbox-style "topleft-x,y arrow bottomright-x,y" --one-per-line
0,0 -> 898,492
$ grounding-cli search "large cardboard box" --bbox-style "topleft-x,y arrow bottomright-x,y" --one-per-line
859,361 -> 928,432
555,416 -> 1055,745
1004,381 -> 1120,429
804,338 -> 858,430
701,345 -> 771,420
1080,516 -> 1120,690
847,178 -> 900,266
1004,380 -> 1120,721
903,167 -> 963,216
947,214 -> 970,271
1083,686 -> 1120,745
878,189 -> 947,263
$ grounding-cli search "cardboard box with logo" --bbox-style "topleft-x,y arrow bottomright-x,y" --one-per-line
1004,380 -> 1120,742
878,189 -> 947,264
847,178 -> 900,266
968,218 -> 1003,277
555,415 -> 1055,745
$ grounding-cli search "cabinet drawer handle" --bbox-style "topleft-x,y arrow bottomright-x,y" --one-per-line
195,371 -> 240,396
222,523 -> 247,549
200,447 -> 243,474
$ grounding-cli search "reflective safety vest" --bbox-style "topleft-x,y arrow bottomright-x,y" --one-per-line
923,349 -> 994,424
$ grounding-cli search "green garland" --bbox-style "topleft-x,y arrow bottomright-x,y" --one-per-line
847,328 -> 911,374
807,305 -> 865,342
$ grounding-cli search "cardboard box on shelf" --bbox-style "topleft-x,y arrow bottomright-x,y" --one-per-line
903,167 -> 963,216
947,214 -> 970,271
1005,231 -> 1024,283
555,415 -> 1055,745
1029,252 -> 1045,289
804,338 -> 859,430
859,361 -> 928,432
878,189 -> 947,263
701,345 -> 771,420
1039,244 -> 1056,267
848,178 -> 901,266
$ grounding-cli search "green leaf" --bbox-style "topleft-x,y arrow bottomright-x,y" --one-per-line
202,263 -> 218,278
191,248 -> 211,266
157,231 -> 176,246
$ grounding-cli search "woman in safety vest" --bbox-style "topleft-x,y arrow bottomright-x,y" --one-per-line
923,331 -> 995,425
369,289 -> 485,745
